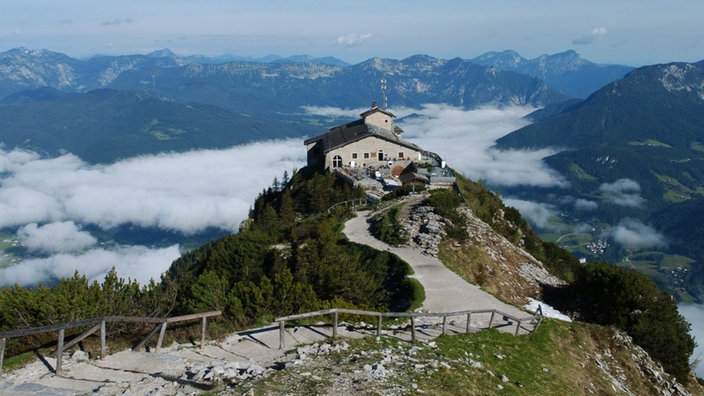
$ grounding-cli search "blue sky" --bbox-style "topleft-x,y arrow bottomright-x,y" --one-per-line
1,0 -> 702,66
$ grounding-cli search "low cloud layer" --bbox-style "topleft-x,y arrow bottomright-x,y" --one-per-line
574,198 -> 599,211
1,140 -> 306,285
0,245 -> 180,287
610,218 -> 667,249
599,178 -> 644,207
0,140 -> 305,233
301,105 -> 370,118
17,221 -> 97,254
503,198 -> 556,229
397,104 -> 567,188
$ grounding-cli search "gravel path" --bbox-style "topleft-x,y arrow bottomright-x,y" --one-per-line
343,210 -> 526,319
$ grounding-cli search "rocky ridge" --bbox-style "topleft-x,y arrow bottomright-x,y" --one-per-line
397,198 -> 563,305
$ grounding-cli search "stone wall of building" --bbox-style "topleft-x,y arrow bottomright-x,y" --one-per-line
325,135 -> 421,169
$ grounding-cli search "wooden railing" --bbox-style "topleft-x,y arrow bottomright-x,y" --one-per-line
0,311 -> 221,376
326,198 -> 367,213
275,307 -> 543,349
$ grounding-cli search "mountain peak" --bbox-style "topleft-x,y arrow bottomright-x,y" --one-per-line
147,48 -> 177,58
472,50 -> 526,68
657,62 -> 704,99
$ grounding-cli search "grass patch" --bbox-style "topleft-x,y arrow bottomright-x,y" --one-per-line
568,163 -> 597,181
1,351 -> 37,372
406,277 -> 425,312
369,204 -> 408,245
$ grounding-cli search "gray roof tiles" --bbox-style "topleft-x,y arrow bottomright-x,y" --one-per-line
304,119 -> 420,154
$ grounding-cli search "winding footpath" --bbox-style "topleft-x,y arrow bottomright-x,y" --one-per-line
343,210 -> 526,319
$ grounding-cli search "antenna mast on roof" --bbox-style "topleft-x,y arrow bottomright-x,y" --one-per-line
380,79 -> 387,109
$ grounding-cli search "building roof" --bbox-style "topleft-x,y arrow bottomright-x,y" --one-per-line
303,120 -> 421,153
304,118 -> 421,154
359,106 -> 396,119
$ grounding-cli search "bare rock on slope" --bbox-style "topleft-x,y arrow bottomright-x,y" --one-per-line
398,198 -> 563,306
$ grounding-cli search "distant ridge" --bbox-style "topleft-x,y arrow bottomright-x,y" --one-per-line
0,88 -> 305,163
472,49 -> 633,98
0,48 -> 570,121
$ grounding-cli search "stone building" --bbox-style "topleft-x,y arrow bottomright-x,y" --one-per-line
304,102 -> 423,170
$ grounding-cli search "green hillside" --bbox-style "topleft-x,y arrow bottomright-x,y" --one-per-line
0,88 -> 308,164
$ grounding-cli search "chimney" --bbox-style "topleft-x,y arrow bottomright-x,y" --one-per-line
371,101 -> 378,109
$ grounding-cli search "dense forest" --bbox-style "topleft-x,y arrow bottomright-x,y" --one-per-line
0,165 -> 696,383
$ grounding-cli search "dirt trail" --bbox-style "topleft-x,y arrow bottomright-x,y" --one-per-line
342,209 -> 526,319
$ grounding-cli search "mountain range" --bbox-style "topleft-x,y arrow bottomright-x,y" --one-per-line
0,47 -> 597,163
0,48 -> 627,104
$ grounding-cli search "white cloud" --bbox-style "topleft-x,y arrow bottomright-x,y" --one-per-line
397,104 -> 568,188
610,218 -> 667,249
573,26 -> 608,45
17,221 -> 97,254
599,178 -> 640,194
0,140 -> 306,234
336,33 -> 373,48
574,198 -> 598,211
302,105 -> 370,118
0,245 -> 180,287
503,198 -> 556,229
0,140 -> 306,286
599,178 -> 644,207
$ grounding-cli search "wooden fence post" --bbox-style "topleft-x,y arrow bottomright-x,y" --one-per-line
534,316 -> 543,332
410,316 -> 416,344
0,337 -> 5,374
156,323 -> 167,353
442,315 -> 447,335
56,329 -> 65,376
200,316 -> 207,349
332,311 -> 338,340
377,315 -> 382,337
100,320 -> 106,359
489,311 -> 495,329
515,320 -> 521,336
279,321 -> 285,349
466,313 -> 471,333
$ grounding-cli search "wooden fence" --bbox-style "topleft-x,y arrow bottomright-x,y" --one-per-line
0,311 -> 221,376
275,307 -> 543,349
326,198 -> 367,213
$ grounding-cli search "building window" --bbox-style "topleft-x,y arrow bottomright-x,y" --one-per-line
364,153 -> 370,159
332,155 -> 343,168
352,153 -> 358,159
378,150 -> 384,161
398,152 -> 404,159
